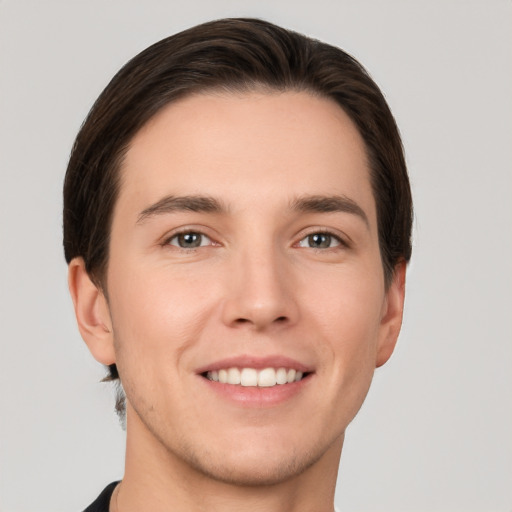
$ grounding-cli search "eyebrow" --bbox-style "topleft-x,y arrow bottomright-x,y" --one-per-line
290,195 -> 369,227
137,193 -> 369,227
137,195 -> 226,223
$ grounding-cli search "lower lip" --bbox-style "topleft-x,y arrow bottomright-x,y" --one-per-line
199,375 -> 312,407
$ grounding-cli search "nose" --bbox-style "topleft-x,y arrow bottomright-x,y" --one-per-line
220,245 -> 299,331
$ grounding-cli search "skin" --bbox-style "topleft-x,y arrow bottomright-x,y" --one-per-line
69,91 -> 406,512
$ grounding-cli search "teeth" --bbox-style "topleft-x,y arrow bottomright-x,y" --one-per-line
240,368 -> 258,386
206,367 -> 306,387
227,368 -> 241,385
276,368 -> 288,384
258,368 -> 276,387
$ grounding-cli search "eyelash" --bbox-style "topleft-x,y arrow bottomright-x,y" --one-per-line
163,228 -> 348,252
296,230 -> 348,250
164,230 -> 214,249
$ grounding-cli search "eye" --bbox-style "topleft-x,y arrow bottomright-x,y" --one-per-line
167,231 -> 212,249
298,232 -> 342,249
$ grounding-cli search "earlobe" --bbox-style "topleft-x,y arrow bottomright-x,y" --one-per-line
68,258 -> 116,366
376,261 -> 406,368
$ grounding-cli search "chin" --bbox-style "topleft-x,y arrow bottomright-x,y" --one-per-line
167,428 -> 337,488
183,446 -> 323,487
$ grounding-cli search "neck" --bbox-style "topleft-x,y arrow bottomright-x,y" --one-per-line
115,406 -> 343,512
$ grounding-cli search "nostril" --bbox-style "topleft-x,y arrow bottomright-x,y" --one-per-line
231,315 -> 289,328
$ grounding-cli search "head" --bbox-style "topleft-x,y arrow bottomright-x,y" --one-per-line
64,18 -> 412,485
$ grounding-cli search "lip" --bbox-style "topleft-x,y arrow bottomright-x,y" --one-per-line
195,354 -> 313,374
196,354 -> 314,408
200,376 -> 312,407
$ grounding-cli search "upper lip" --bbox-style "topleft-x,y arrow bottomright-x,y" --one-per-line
195,355 -> 313,374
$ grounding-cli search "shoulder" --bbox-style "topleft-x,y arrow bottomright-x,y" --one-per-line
82,482 -> 119,512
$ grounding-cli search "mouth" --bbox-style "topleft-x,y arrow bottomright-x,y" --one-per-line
202,367 -> 310,387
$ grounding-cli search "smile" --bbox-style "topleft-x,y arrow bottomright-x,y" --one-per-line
206,367 -> 305,387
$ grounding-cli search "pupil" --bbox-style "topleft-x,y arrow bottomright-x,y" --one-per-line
309,233 -> 330,248
180,233 -> 200,247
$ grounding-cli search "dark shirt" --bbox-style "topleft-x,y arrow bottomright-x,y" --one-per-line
83,482 -> 119,512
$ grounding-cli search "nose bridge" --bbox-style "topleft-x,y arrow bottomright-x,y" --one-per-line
222,237 -> 297,329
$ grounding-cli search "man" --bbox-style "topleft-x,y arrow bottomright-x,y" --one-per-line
64,18 -> 412,512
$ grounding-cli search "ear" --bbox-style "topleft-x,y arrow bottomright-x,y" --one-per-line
376,260 -> 406,368
68,257 -> 115,365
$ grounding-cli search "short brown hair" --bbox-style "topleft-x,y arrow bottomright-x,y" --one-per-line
64,17 -> 413,384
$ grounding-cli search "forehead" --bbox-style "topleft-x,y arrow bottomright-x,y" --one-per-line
118,90 -> 375,223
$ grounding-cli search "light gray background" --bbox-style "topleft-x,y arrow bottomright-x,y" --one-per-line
1,1 -> 511,511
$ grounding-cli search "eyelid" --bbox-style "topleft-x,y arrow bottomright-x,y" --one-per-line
295,228 -> 351,249
158,225 -> 350,250
160,226 -> 219,248
168,232 -> 212,247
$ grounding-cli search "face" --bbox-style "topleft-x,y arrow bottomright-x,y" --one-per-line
78,91 -> 404,486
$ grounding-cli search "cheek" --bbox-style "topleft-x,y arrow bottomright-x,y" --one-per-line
107,266 -> 218,369
289,267 -> 385,430
310,262 -> 384,334
310,267 -> 385,377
